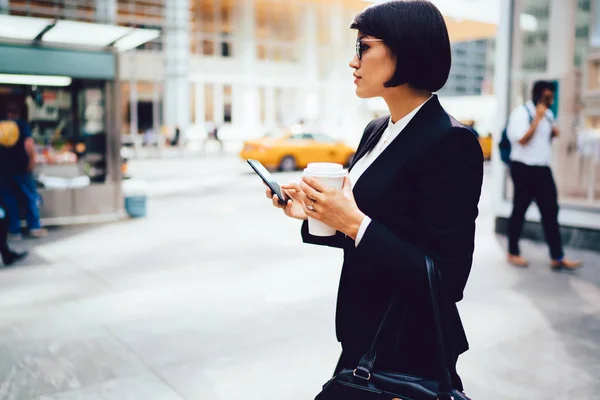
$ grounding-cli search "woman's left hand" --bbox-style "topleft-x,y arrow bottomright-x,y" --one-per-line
300,175 -> 366,240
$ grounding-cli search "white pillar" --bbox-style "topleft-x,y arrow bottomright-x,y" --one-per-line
491,0 -> 515,219
547,0 -> 576,77
547,0 -> 577,182
164,0 -> 191,137
195,83 -> 205,127
280,87 -> 298,127
237,0 -> 260,131
213,83 -> 225,125
129,80 -> 138,136
128,79 -> 140,156
326,1 -> 344,132
95,0 -> 116,24
265,86 -> 276,132
301,3 -> 319,123
232,84 -> 243,126
152,81 -> 160,138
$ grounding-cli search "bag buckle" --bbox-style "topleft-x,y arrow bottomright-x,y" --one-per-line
352,368 -> 371,381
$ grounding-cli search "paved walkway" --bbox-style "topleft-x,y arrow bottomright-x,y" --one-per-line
0,161 -> 598,399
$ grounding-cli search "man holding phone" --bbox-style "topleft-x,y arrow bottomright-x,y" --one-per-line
506,80 -> 582,270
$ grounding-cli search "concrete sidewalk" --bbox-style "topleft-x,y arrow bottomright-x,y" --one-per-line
0,163 -> 598,399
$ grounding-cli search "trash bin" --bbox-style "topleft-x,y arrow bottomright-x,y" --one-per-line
122,179 -> 148,218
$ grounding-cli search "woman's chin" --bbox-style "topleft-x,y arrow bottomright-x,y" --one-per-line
355,88 -> 372,99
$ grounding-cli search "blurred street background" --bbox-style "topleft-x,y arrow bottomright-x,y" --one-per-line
1,0 -> 600,399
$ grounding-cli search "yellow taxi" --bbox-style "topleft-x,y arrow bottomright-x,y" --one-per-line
240,132 -> 356,171
479,134 -> 493,161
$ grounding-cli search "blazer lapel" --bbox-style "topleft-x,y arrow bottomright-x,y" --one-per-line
349,118 -> 388,171
351,96 -> 450,211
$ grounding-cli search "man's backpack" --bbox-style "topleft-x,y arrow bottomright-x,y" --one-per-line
498,106 -> 534,164
0,120 -> 20,148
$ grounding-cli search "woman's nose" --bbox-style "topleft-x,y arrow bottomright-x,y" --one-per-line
349,54 -> 360,69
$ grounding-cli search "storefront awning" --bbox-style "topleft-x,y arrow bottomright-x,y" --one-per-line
0,14 -> 160,52
0,44 -> 117,80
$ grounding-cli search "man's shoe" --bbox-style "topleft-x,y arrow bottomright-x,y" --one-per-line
29,228 -> 48,238
551,258 -> 583,271
507,254 -> 529,267
7,233 -> 22,241
1,250 -> 28,267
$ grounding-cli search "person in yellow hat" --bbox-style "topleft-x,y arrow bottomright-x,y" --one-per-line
0,103 -> 48,240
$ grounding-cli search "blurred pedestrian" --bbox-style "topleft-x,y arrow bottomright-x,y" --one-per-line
264,1 -> 482,398
0,199 -> 27,267
0,103 -> 48,240
506,80 -> 582,270
170,125 -> 181,146
203,121 -> 224,153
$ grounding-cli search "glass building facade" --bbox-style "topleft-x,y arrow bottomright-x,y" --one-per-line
494,0 -> 600,248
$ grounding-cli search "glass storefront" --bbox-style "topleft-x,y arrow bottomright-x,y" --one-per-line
507,0 -> 599,207
0,81 -> 108,185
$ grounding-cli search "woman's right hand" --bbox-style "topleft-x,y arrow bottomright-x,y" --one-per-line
265,181 -> 308,220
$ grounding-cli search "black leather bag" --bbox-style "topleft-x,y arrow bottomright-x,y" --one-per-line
315,257 -> 471,400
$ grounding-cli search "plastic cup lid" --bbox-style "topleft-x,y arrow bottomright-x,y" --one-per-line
303,162 -> 346,177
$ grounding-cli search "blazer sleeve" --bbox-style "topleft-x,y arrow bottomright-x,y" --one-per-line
300,119 -> 378,249
354,127 -> 484,302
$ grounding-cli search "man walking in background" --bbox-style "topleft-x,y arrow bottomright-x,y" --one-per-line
0,103 -> 48,240
506,81 -> 581,271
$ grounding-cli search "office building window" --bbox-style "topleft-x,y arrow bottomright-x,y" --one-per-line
192,0 -> 234,57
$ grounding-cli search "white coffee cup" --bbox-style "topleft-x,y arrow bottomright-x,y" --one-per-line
303,162 -> 347,237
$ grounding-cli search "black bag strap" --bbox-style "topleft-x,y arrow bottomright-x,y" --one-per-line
353,256 -> 454,399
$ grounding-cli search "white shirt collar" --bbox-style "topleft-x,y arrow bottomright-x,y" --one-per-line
379,95 -> 434,145
350,95 -> 434,186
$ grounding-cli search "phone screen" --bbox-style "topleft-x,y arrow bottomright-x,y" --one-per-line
247,159 -> 287,205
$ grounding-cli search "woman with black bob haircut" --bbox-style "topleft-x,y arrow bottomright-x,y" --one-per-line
265,0 -> 483,396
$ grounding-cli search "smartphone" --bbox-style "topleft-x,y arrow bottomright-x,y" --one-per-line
247,159 -> 288,206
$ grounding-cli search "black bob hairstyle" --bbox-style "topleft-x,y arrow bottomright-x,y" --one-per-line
350,0 -> 451,92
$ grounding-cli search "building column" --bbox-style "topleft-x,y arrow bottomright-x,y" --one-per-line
164,0 -> 191,138
301,3 -> 319,124
195,83 -> 205,128
95,0 -> 116,24
231,83 -> 243,127
128,79 -> 139,155
0,0 -> 8,14
325,1 -> 344,132
237,0 -> 260,132
491,0 -> 515,220
265,86 -> 276,133
213,83 -> 225,125
547,0 -> 577,183
152,81 -> 161,139
547,0 -> 576,77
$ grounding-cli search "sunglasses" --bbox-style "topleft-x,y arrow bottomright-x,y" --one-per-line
355,38 -> 384,60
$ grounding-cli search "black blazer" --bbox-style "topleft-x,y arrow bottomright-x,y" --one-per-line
301,96 -> 483,388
